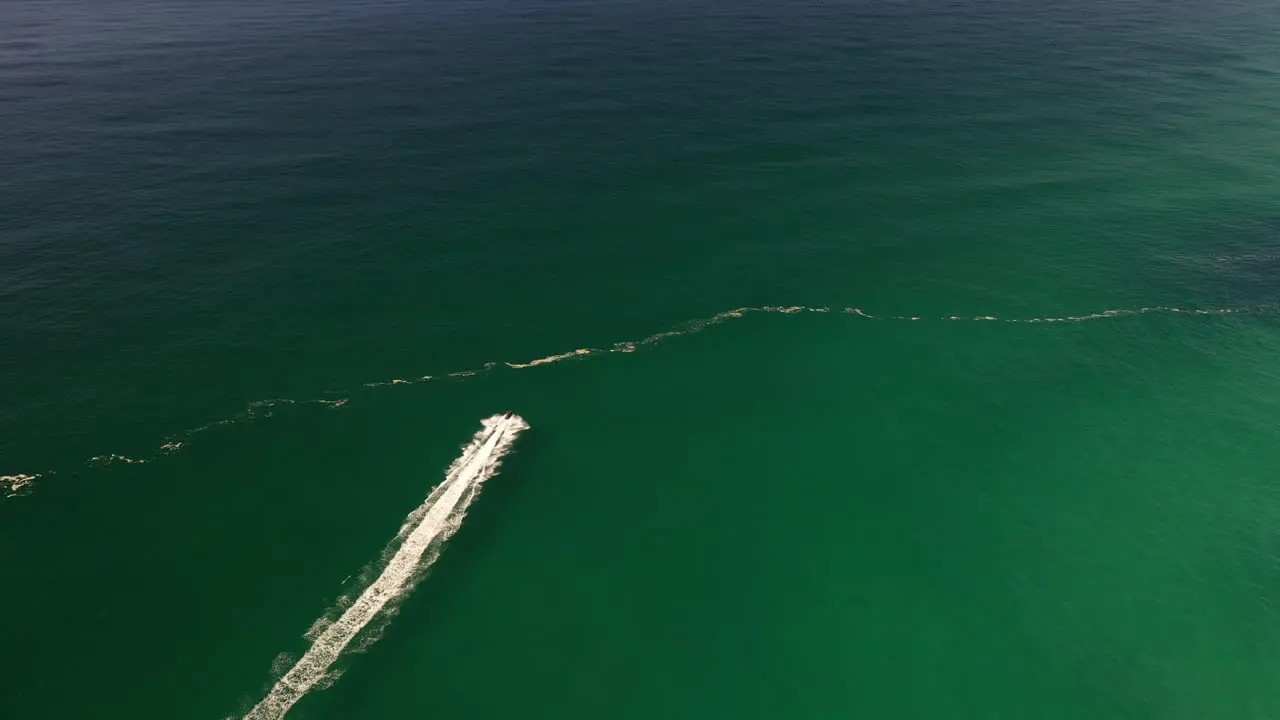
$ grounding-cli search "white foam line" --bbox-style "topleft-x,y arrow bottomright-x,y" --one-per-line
505,348 -> 593,369
242,413 -> 529,720
10,301 -> 1264,499
346,303 -> 1269,390
87,454 -> 146,466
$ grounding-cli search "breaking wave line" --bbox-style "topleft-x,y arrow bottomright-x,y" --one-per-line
241,413 -> 528,720
484,303 -> 1270,372
7,301 -> 1267,501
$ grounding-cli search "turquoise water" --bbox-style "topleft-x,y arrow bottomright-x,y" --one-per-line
6,0 -> 1280,717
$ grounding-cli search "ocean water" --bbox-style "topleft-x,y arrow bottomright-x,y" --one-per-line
5,0 -> 1280,717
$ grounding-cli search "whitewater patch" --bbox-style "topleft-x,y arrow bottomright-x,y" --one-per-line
2,473 -> 40,497
238,413 -> 528,720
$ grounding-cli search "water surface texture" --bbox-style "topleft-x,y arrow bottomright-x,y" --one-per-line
5,1 -> 1280,718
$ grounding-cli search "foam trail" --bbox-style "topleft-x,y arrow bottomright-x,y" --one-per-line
7,300 -> 1267,499
505,348 -> 592,369
88,454 -> 147,466
242,413 -> 528,720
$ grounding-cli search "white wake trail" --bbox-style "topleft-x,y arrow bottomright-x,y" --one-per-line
242,413 -> 528,720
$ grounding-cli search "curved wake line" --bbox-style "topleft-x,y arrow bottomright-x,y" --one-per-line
6,302 -> 1269,499
385,303 -> 1271,376
240,414 -> 528,720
